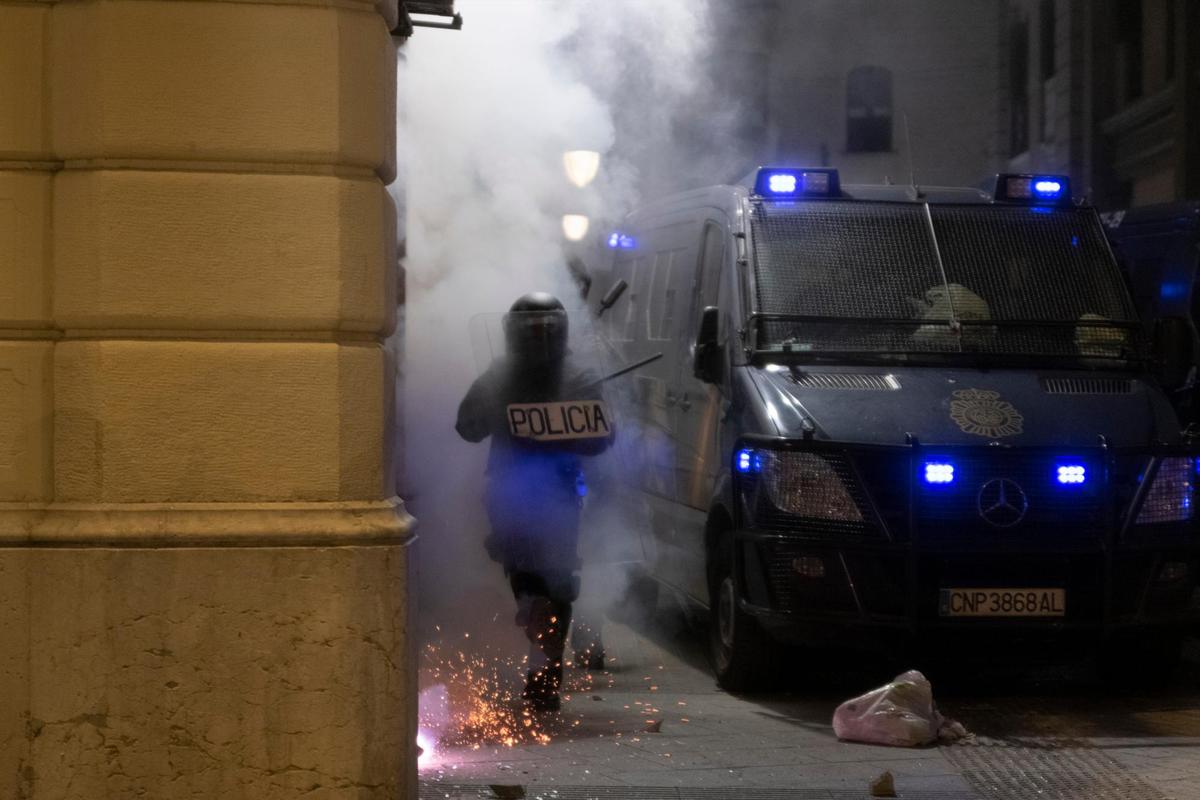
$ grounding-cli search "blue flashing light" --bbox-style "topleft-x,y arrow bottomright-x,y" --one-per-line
735,448 -> 758,474
607,231 -> 637,249
995,174 -> 1070,205
1033,179 -> 1063,196
768,173 -> 797,193
1161,281 -> 1188,300
923,461 -> 955,485
1056,464 -> 1087,485
754,167 -> 839,198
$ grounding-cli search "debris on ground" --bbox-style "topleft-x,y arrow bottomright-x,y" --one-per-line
832,669 -> 967,747
643,719 -> 662,733
869,770 -> 897,797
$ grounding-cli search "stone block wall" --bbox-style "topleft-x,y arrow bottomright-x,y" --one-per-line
0,0 -> 412,797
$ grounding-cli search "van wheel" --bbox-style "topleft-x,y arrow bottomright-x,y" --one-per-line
708,530 -> 779,692
1097,630 -> 1184,688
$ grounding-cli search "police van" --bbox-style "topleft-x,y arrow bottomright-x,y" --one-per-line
594,167 -> 1200,690
1104,201 -> 1200,425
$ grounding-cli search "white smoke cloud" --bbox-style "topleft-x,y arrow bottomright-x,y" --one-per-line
398,0 -> 717,651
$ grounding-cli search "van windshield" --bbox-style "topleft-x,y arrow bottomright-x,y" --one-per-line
749,200 -> 1141,363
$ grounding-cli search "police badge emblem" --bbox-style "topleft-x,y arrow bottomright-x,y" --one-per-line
949,389 -> 1024,438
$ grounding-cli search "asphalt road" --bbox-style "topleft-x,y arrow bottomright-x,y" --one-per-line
419,592 -> 1200,800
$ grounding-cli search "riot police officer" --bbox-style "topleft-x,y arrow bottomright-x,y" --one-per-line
456,292 -> 614,712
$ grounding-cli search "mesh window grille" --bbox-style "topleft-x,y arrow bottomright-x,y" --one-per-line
749,201 -> 1141,359
1136,457 -> 1196,525
742,451 -> 878,537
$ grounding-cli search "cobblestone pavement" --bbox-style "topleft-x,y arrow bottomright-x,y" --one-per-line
419,597 -> 1200,800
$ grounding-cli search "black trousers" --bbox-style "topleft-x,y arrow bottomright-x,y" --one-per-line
508,570 -> 579,697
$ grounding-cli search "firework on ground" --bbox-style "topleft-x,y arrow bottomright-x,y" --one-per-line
420,637 -> 604,751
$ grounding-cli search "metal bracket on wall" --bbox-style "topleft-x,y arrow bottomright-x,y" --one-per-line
393,1 -> 463,37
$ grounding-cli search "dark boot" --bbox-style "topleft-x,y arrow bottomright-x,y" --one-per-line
520,595 -> 569,712
522,668 -> 562,712
570,616 -> 605,670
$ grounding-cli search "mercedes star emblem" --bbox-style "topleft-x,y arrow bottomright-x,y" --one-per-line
977,478 -> 1029,528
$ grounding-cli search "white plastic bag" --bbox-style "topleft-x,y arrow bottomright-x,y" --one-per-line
832,670 -> 962,747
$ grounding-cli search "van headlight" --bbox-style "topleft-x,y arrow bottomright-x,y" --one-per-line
1136,457 -> 1196,525
761,451 -> 864,522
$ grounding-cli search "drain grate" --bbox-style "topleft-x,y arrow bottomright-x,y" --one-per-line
943,739 -> 1168,800
420,784 -> 976,800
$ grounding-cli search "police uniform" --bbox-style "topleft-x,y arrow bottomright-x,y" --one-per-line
456,293 -> 613,711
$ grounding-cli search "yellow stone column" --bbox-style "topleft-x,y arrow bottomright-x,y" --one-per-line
1,1 -> 414,797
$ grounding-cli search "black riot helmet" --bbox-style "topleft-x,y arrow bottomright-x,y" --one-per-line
503,292 -> 568,365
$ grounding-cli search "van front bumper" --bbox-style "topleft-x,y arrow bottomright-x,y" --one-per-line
734,532 -> 1200,649
730,435 -> 1200,650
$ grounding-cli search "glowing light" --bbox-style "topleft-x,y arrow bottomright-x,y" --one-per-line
561,214 -> 589,242
1161,281 -> 1188,300
1056,464 -> 1086,485
767,173 -> 797,193
606,231 -> 637,249
416,730 -> 436,768
924,462 -> 955,484
755,167 -> 839,196
999,174 -> 1070,203
736,448 -> 757,473
563,150 -> 601,188
420,642 -> 561,755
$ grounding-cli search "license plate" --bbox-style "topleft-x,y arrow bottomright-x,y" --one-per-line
939,588 -> 1066,617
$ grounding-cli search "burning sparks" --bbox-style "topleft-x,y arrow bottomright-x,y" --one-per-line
418,623 -> 663,774
420,641 -> 578,756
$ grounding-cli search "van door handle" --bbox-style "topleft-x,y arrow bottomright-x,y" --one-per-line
664,390 -> 677,407
678,392 -> 692,411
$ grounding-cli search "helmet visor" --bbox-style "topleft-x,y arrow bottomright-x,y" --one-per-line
504,310 -> 568,363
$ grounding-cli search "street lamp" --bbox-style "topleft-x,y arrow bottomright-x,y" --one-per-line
561,214 -> 589,242
562,150 -> 601,188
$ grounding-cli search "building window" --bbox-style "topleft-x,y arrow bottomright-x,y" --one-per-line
846,66 -> 893,153
1009,16 -> 1030,156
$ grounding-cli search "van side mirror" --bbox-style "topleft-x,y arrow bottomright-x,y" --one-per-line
1153,316 -> 1195,390
693,306 -> 721,383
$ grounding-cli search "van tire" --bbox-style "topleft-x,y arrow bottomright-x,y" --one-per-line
708,529 -> 779,692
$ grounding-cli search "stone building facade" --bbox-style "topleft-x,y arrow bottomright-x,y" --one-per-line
0,0 -> 413,797
703,0 -> 1006,189
999,0 -> 1200,209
